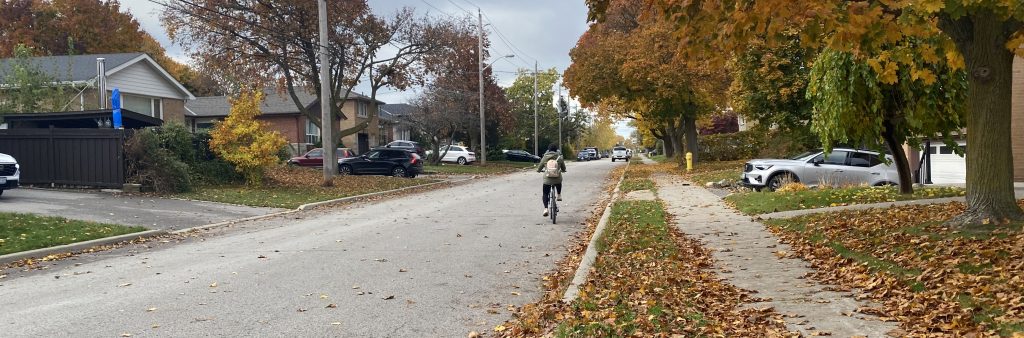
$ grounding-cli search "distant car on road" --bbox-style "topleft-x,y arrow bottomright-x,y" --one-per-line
583,147 -> 600,160
437,145 -> 476,165
384,140 -> 426,157
576,151 -> 590,161
287,148 -> 354,167
504,149 -> 540,163
742,148 -> 899,191
339,148 -> 423,178
611,146 -> 629,162
0,152 -> 19,197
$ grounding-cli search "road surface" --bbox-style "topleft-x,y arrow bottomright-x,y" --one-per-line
0,159 -> 622,337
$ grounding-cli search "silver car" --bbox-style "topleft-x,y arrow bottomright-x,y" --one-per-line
742,148 -> 899,191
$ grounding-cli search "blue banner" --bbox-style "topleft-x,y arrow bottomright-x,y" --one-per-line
111,88 -> 122,129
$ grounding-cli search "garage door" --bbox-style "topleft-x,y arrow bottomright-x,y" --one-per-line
925,141 -> 966,184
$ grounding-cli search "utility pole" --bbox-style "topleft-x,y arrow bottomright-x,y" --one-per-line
533,60 -> 538,155
477,8 -> 487,165
558,82 -> 563,152
318,0 -> 335,185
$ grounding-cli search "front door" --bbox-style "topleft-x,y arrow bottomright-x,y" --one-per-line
358,133 -> 370,154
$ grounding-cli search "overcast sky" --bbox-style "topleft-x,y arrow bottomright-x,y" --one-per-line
119,0 -> 633,137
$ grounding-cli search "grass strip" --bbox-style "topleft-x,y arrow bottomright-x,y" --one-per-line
725,186 -> 966,215
0,212 -> 146,255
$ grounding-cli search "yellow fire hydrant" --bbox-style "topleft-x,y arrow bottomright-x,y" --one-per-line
685,152 -> 693,172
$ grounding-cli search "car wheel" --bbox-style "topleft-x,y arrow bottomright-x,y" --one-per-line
457,157 -> 467,165
339,165 -> 353,175
875,181 -> 897,187
391,166 -> 407,177
767,173 -> 797,192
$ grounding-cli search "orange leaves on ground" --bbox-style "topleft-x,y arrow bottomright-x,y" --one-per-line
767,200 -> 1024,336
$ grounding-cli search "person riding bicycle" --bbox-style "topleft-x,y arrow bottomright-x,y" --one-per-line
536,143 -> 566,217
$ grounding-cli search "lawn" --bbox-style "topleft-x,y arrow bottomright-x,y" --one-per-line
725,185 -> 966,215
765,200 -> 1024,336
0,212 -> 146,255
175,166 -> 437,209
424,160 -> 534,175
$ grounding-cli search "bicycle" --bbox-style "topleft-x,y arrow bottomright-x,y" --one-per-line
548,187 -> 559,224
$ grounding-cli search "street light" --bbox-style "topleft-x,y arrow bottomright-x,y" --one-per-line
477,46 -> 514,165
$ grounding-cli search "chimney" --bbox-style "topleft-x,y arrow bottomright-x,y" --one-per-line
96,58 -> 107,109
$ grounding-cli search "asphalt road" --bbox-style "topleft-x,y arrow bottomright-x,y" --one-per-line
0,189 -> 286,231
0,159 -> 622,337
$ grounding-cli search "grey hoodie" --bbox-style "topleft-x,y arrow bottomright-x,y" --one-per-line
536,151 -> 566,185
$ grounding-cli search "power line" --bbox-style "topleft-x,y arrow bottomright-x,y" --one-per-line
444,0 -> 473,14
481,12 -> 538,64
417,0 -> 459,19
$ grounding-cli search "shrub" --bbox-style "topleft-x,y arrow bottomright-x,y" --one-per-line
776,182 -> 808,193
696,129 -> 820,162
209,90 -> 288,186
125,129 -> 192,193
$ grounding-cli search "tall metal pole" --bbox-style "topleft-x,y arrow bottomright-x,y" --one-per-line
477,9 -> 487,165
533,60 -> 538,155
558,82 -> 563,152
318,0 -> 335,185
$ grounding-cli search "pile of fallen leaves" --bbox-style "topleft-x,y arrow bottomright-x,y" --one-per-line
501,165 -> 790,336
766,200 -> 1024,336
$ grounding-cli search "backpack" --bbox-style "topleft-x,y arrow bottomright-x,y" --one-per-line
545,157 -> 562,178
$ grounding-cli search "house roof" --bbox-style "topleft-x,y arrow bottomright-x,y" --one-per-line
2,109 -> 163,129
379,103 -> 419,123
186,88 -> 383,118
0,52 -> 195,100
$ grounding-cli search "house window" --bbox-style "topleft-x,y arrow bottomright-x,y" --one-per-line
306,119 -> 320,144
357,102 -> 368,118
122,94 -> 163,119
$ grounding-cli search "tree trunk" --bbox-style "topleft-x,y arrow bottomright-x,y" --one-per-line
662,126 -> 676,158
667,125 -> 683,160
683,115 -> 699,164
881,120 -> 913,194
941,13 -> 1024,227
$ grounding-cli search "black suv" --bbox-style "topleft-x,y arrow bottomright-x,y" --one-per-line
338,148 -> 423,178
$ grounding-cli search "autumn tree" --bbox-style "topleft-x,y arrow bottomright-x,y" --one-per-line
209,90 -> 287,186
0,44 -> 67,116
607,0 -> 1024,226
728,35 -> 815,140
503,68 -> 562,153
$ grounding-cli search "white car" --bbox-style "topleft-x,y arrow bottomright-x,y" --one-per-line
0,152 -> 20,197
438,145 -> 476,165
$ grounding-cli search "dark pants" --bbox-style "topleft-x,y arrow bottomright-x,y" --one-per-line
543,184 -> 562,208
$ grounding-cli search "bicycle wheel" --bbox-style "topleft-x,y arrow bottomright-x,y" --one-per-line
550,191 -> 558,224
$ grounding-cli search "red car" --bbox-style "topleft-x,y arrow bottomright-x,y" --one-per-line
287,148 -> 354,167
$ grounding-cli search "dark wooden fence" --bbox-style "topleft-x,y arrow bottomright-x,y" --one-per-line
0,128 -> 126,188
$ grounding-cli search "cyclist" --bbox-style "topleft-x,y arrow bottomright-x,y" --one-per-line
536,143 -> 566,217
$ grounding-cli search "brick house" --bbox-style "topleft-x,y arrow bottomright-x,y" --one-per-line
0,53 -> 195,123
185,88 -> 386,155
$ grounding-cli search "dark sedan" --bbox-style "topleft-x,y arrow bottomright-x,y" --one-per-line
505,149 -> 540,162
338,148 -> 423,178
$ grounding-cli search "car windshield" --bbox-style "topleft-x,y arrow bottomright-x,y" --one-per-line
789,150 -> 821,160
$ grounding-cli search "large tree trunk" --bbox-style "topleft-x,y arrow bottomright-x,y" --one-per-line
667,125 -> 683,160
881,120 -> 913,194
662,126 -> 676,158
940,13 -> 1024,227
683,115 -> 699,164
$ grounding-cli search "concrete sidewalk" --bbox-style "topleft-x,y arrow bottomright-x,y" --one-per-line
656,174 -> 898,337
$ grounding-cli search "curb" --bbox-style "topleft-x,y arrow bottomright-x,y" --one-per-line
0,229 -> 168,267
562,161 -> 630,303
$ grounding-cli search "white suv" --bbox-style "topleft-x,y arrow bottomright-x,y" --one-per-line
611,147 -> 629,162
438,145 -> 476,165
0,153 -> 19,197
742,148 -> 899,191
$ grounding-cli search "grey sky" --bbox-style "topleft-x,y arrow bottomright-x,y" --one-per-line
119,0 -> 633,138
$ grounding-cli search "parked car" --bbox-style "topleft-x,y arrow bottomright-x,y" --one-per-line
742,148 -> 898,191
611,146 -> 630,162
505,149 -> 541,163
437,145 -> 476,165
338,148 -> 423,178
583,147 -> 600,160
0,153 -> 19,196
577,151 -> 590,161
384,140 -> 426,157
287,148 -> 354,166
600,151 -> 609,158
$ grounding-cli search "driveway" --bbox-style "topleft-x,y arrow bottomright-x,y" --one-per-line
0,189 -> 286,231
0,159 -> 622,337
